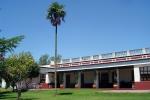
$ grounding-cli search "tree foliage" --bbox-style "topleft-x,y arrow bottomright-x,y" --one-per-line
5,52 -> 39,100
0,35 -> 24,56
39,54 -> 50,65
5,52 -> 39,84
27,63 -> 39,79
50,54 -> 62,63
47,2 -> 66,26
38,54 -> 62,65
0,35 -> 24,87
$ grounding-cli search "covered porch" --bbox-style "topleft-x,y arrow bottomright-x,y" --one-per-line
42,66 -> 134,89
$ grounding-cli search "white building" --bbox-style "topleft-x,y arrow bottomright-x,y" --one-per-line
1,48 -> 150,90
39,48 -> 150,90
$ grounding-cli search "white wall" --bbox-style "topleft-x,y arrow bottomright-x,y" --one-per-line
1,79 -> 6,88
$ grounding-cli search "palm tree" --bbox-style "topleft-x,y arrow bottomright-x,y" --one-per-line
47,2 -> 66,94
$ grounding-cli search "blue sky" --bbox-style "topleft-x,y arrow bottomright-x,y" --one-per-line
0,0 -> 150,61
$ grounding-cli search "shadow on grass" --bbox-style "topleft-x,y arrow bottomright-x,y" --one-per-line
0,91 -> 12,94
0,91 -> 38,100
21,98 -> 38,100
0,91 -> 12,98
0,93 -> 16,100
57,92 -> 73,95
0,95 -> 38,100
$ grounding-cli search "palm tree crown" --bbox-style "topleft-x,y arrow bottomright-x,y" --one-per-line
47,2 -> 66,26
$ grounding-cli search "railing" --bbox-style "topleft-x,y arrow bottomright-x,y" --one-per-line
101,53 -> 113,59
145,48 -> 150,54
62,59 -> 70,63
115,51 -> 127,57
60,48 -> 150,64
129,49 -> 143,56
82,56 -> 91,61
93,55 -> 99,60
72,58 -> 80,62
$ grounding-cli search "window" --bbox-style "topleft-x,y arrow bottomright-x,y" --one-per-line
140,66 -> 150,81
40,74 -> 46,83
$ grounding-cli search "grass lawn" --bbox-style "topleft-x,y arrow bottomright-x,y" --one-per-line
0,88 -> 150,100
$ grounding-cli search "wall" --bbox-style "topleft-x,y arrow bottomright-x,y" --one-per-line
119,68 -> 132,82
134,81 -> 150,90
69,72 -> 76,84
84,71 -> 95,83
1,79 -> 6,88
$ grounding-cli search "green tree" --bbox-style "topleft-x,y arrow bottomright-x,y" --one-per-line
5,52 -> 39,100
50,54 -> 62,63
0,35 -> 24,88
39,54 -> 50,65
25,63 -> 39,89
0,35 -> 24,56
47,2 -> 66,94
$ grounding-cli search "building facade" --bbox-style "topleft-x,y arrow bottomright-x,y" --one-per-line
2,48 -> 150,90
40,48 -> 150,90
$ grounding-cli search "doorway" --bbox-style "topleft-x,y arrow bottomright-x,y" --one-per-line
66,74 -> 70,88
99,72 -> 110,88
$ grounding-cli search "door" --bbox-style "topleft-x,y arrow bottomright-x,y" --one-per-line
66,74 -> 70,88
81,73 -> 84,88
100,72 -> 109,88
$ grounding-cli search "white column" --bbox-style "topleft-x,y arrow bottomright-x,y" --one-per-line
78,71 -> 81,88
45,73 -> 50,84
134,66 -> 140,82
116,68 -> 120,88
99,71 -> 101,88
63,73 -> 66,88
95,70 -> 99,88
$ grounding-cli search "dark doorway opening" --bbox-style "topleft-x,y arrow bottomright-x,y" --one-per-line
66,74 -> 70,88
57,74 -> 60,88
81,73 -> 84,88
99,72 -> 112,88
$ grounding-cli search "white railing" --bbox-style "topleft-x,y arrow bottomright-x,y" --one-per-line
129,49 -> 143,56
82,56 -> 91,61
61,48 -> 150,64
115,51 -> 127,57
72,58 -> 80,62
93,55 -> 99,60
145,48 -> 150,54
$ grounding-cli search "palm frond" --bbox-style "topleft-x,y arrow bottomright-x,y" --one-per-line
47,2 -> 66,26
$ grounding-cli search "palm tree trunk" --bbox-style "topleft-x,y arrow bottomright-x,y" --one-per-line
54,25 -> 58,94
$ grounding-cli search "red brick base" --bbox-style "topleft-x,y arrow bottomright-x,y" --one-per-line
134,81 -> 150,90
39,83 -> 49,89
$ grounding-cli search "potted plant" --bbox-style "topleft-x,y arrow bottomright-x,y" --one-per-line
60,79 -> 64,88
93,79 -> 96,88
